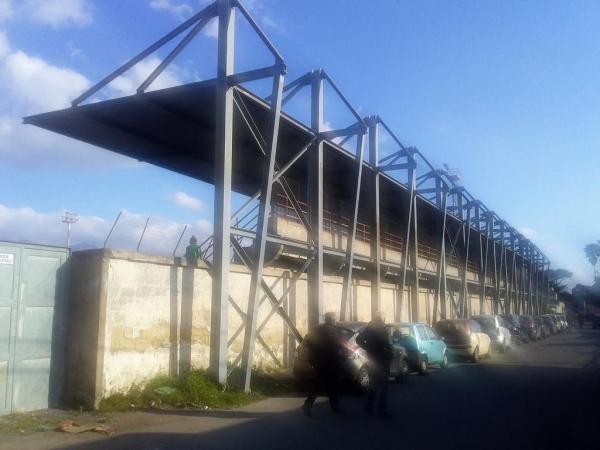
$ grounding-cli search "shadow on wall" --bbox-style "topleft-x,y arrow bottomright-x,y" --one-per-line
169,263 -> 196,377
50,260 -> 68,408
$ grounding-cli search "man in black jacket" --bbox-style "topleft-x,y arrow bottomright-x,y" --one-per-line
356,311 -> 393,419
302,312 -> 345,417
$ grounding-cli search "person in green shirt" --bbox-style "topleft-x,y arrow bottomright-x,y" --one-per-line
185,235 -> 202,261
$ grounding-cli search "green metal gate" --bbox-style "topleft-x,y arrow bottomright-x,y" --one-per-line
0,242 -> 68,415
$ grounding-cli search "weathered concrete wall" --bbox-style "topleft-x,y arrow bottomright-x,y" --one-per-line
66,249 -> 416,406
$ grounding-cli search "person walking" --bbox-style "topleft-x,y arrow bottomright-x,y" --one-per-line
302,312 -> 346,417
356,311 -> 393,419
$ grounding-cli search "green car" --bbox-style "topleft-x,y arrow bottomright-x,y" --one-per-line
388,322 -> 449,375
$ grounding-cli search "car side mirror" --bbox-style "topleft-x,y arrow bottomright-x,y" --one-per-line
441,336 -> 446,342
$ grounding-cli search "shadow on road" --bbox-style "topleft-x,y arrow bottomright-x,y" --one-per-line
55,358 -> 600,450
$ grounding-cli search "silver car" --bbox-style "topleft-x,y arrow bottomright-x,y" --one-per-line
471,315 -> 512,352
293,321 -> 410,393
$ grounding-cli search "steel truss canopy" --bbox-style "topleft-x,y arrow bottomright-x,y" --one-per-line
23,0 -> 552,390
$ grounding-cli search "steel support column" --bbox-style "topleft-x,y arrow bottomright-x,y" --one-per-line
433,180 -> 448,322
461,203 -> 472,318
307,70 -> 324,327
368,117 -> 381,318
210,0 -> 235,385
399,159 -> 419,322
480,209 -> 491,314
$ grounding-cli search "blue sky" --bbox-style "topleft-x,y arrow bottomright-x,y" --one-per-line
0,0 -> 598,286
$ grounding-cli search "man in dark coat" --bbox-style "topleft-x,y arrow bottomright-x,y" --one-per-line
302,312 -> 346,417
356,311 -> 393,419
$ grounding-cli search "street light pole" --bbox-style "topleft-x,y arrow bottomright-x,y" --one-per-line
61,211 -> 78,248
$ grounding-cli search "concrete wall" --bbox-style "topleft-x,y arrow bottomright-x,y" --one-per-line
66,249 -> 417,407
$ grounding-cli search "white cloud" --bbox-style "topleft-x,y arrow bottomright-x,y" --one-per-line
0,1 -> 13,22
0,30 -> 8,59
203,17 -> 218,39
0,204 -> 213,256
23,0 -> 93,27
1,50 -> 90,112
149,0 -> 192,20
0,37 -> 135,168
195,219 -> 212,234
108,56 -> 183,96
519,227 -> 537,240
172,191 -> 203,211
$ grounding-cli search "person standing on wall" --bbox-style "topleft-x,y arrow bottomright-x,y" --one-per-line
185,235 -> 202,262
356,311 -> 393,419
302,312 -> 346,417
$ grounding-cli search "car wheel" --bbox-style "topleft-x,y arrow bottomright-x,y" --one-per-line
358,366 -> 371,394
417,356 -> 428,375
440,353 -> 449,369
396,358 -> 410,384
471,346 -> 479,363
499,341 -> 506,353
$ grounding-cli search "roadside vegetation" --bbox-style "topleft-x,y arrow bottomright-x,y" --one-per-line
98,368 -> 296,412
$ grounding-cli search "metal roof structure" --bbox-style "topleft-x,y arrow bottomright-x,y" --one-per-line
24,0 -> 552,390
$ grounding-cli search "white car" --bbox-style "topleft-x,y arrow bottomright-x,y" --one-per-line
471,315 -> 512,352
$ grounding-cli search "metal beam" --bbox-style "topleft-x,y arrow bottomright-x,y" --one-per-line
341,132 -> 366,320
240,71 -> 284,392
72,3 -> 217,106
209,0 -> 235,385
137,14 -> 214,93
368,117 -> 382,318
433,181 -> 448,322
307,70 -> 324,328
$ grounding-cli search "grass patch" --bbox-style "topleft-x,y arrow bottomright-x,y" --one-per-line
98,369 -> 295,413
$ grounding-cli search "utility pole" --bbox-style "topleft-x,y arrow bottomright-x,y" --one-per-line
61,211 -> 78,248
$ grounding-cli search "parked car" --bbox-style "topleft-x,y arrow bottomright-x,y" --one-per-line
501,314 -> 527,344
434,319 -> 492,362
293,321 -> 410,394
535,316 -> 549,338
550,314 -> 563,332
471,315 -> 512,352
559,314 -> 570,330
388,322 -> 449,375
519,315 -> 541,341
556,314 -> 568,331
541,315 -> 558,334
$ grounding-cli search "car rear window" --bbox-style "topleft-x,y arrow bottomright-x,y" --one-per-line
435,321 -> 469,336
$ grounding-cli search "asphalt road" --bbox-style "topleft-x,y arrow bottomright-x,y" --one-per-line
7,328 -> 600,450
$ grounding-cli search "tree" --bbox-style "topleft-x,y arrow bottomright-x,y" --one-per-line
548,268 -> 573,293
584,241 -> 600,281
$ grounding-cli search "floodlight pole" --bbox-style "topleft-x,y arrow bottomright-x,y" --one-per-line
61,212 -> 78,248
